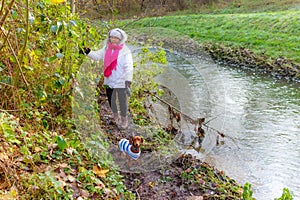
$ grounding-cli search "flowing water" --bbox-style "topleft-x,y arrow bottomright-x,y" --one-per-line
155,50 -> 300,199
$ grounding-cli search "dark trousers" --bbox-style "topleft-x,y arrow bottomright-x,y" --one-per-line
106,87 -> 128,117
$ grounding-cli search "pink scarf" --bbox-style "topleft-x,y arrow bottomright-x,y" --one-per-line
103,42 -> 124,77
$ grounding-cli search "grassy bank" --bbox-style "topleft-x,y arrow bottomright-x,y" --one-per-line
177,0 -> 300,15
127,10 -> 300,81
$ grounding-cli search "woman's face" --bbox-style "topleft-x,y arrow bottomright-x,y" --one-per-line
110,36 -> 121,44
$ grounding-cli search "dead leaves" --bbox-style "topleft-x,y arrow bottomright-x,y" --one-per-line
51,163 -> 112,199
0,150 -> 18,191
148,181 -> 155,188
0,152 -> 9,161
187,196 -> 204,200
92,165 -> 109,178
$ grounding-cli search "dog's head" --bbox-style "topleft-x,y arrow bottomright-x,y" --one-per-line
129,136 -> 144,148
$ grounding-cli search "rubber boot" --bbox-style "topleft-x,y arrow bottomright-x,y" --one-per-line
113,113 -> 119,124
121,116 -> 128,129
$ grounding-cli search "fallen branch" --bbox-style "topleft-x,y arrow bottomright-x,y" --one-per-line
0,0 -> 16,28
147,92 -> 238,143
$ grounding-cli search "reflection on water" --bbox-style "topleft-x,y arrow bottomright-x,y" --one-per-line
155,51 -> 300,199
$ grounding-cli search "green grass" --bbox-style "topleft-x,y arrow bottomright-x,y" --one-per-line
129,10 -> 300,63
212,0 -> 300,14
173,0 -> 300,15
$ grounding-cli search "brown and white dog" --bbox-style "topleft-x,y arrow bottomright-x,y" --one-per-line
118,136 -> 144,163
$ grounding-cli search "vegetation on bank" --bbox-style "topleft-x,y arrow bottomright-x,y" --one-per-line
127,9 -> 300,81
172,0 -> 300,15
0,0 -> 298,199
0,1 -> 129,199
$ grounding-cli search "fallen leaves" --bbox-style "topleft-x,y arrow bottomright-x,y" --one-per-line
92,165 -> 109,178
148,181 -> 155,188
0,152 -> 9,161
66,147 -> 76,155
187,196 -> 204,200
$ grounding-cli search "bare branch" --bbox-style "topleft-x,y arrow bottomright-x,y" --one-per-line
0,0 -> 5,17
0,28 -> 29,88
0,0 -> 16,28
18,0 -> 30,88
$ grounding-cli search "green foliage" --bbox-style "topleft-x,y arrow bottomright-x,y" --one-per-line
0,111 -> 134,199
243,182 -> 255,200
275,188 -> 294,200
129,46 -> 166,125
161,176 -> 172,183
180,168 -> 199,183
0,0 -> 103,123
56,136 -> 67,151
179,161 -> 243,198
23,171 -> 73,200
0,112 -> 21,145
153,127 -> 172,144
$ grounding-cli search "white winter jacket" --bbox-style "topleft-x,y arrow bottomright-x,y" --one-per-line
87,29 -> 133,89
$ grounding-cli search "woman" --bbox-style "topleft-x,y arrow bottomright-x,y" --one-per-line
81,28 -> 133,129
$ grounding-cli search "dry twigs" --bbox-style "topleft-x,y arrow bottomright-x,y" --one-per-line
147,92 -> 238,146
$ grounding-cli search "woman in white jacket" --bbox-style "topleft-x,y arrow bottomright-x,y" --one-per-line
81,28 -> 133,129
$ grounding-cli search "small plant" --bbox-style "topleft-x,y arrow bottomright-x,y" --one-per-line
243,182 -> 255,200
180,168 -> 199,183
161,176 -> 172,183
275,188 -> 294,200
0,112 -> 21,145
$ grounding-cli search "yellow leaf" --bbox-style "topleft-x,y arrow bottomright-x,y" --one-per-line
50,0 -> 66,4
238,187 -> 244,194
29,50 -> 38,60
92,165 -> 109,178
148,181 -> 155,188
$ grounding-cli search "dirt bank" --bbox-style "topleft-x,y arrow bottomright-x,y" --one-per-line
97,86 -> 243,199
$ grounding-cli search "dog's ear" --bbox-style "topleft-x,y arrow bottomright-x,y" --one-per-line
129,137 -> 133,145
140,137 -> 144,144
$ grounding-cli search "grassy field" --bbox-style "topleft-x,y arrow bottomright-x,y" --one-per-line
175,0 -> 300,14
129,10 -> 300,63
124,0 -> 300,81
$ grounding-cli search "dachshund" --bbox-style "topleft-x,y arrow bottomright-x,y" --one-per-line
118,136 -> 144,164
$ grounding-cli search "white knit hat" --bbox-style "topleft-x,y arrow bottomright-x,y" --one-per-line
109,29 -> 123,40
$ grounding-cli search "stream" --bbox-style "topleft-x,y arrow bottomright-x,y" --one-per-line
154,50 -> 300,199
